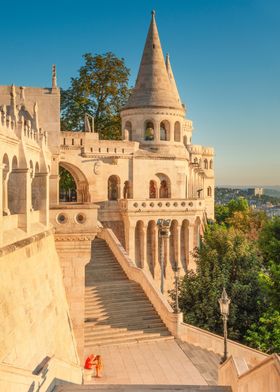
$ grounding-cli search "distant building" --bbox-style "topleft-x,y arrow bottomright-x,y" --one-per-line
248,187 -> 263,196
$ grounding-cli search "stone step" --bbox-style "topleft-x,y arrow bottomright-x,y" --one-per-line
85,293 -> 146,302
85,301 -> 154,311
84,320 -> 165,331
85,332 -> 173,347
85,326 -> 169,340
85,314 -> 162,326
56,386 -> 232,392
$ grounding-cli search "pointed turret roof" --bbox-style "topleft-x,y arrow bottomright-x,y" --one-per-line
165,53 -> 181,105
124,11 -> 183,111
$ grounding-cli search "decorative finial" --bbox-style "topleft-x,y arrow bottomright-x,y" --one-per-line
152,10 -> 156,17
52,64 -> 57,89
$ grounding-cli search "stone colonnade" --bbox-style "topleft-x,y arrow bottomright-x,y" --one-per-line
1,153 -> 49,245
127,216 -> 202,291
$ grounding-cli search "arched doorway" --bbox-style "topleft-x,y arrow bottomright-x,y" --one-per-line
59,162 -> 90,203
169,220 -> 179,271
59,166 -> 77,202
149,180 -> 157,198
108,175 -> 121,200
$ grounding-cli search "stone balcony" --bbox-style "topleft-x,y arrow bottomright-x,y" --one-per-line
119,198 -> 205,213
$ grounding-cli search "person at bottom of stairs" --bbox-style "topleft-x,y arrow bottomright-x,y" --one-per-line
84,354 -> 103,378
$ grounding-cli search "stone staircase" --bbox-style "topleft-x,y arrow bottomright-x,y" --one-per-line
84,238 -> 172,347
56,386 -> 232,392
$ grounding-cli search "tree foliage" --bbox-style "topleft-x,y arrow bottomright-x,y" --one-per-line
177,225 -> 263,342
61,52 -> 130,140
176,200 -> 279,353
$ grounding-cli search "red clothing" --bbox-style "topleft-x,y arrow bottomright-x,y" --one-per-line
84,356 -> 94,369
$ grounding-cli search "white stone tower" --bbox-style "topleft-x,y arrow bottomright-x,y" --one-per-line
121,11 -> 193,154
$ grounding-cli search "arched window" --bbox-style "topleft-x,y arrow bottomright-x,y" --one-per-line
124,121 -> 132,141
209,160 -> 213,169
59,166 -> 77,202
108,175 -> 120,200
207,186 -> 212,197
144,121 -> 154,141
159,180 -> 169,198
204,159 -> 208,169
174,121 -> 181,142
149,180 -> 157,198
194,157 -> 198,164
160,121 -> 170,141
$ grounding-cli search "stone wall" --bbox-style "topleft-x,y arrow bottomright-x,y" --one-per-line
0,231 -> 80,381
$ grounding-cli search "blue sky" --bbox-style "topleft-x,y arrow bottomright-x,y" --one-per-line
0,0 -> 279,186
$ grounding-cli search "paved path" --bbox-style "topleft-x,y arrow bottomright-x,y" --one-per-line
84,340 -> 207,385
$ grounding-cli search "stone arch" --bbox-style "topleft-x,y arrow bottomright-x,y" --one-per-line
169,220 -> 179,270
108,175 -> 121,201
144,120 -> 155,141
160,120 -> 170,141
194,157 -> 198,164
209,159 -> 213,169
149,180 -> 158,199
156,173 -> 171,198
124,121 -> 132,141
204,159 -> 208,169
147,220 -> 157,277
8,156 -> 21,215
59,162 -> 90,203
135,220 -> 145,268
181,220 -> 190,272
174,121 -> 181,142
207,186 -> 212,197
2,153 -> 10,215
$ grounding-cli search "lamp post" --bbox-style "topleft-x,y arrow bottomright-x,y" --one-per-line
157,219 -> 171,294
218,287 -> 231,363
173,263 -> 180,313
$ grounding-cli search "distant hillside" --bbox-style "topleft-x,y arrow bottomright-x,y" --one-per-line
264,188 -> 280,197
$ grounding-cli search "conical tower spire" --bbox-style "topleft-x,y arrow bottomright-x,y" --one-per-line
124,11 -> 183,110
165,53 -> 181,105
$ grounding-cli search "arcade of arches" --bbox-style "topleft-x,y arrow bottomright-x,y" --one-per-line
131,217 -> 202,289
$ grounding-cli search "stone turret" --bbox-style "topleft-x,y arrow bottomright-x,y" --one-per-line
121,11 -> 191,154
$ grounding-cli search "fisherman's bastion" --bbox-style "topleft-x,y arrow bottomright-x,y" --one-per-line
0,11 -> 278,392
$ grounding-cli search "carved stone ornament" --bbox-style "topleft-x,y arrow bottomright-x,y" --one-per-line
93,161 -> 101,175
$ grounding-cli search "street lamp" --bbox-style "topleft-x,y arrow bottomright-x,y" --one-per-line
173,263 -> 180,313
157,219 -> 171,294
218,287 -> 231,363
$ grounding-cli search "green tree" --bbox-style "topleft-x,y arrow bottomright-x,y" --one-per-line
61,52 -> 130,139
176,225 -> 263,342
245,310 -> 280,353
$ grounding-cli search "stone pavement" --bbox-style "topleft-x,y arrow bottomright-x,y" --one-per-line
84,340 -> 209,385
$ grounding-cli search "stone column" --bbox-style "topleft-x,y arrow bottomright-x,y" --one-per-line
3,169 -> 10,216
37,172 -> 49,226
170,121 -> 174,142
177,223 -> 182,268
16,168 -> 32,232
154,121 -> 160,143
127,220 -> 136,263
153,225 -> 160,281
142,223 -> 147,270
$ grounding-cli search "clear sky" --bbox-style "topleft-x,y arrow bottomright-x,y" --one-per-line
0,0 -> 279,186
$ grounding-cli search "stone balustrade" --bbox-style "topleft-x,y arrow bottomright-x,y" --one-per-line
119,198 -> 205,212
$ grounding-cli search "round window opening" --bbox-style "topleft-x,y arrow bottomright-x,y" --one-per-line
76,213 -> 86,224
57,213 -> 67,224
